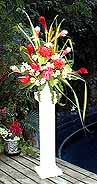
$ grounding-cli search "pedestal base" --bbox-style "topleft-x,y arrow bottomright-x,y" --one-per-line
35,165 -> 63,179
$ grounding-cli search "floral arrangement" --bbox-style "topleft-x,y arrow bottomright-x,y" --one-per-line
0,121 -> 23,141
10,10 -> 87,123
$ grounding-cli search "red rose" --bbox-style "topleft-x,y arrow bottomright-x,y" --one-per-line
30,63 -> 40,71
27,44 -> 34,56
38,16 -> 47,30
18,74 -> 30,83
53,58 -> 64,69
41,67 -> 53,80
38,46 -> 53,59
76,68 -> 88,74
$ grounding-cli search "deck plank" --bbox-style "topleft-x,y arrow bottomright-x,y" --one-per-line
20,156 -> 91,183
0,156 -> 54,184
18,155 -> 78,183
0,155 -> 97,184
4,155 -> 73,184
0,169 -> 18,184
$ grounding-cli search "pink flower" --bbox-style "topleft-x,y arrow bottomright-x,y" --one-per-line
18,74 -> 30,83
63,47 -> 71,56
59,30 -> 68,37
0,107 -> 7,115
38,16 -> 47,30
41,67 -> 53,80
76,68 -> 88,74
35,26 -> 40,36
38,46 -> 53,59
53,58 -> 64,69
27,44 -> 34,56
30,63 -> 40,71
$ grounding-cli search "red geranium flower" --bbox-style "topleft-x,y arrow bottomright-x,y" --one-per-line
18,74 -> 30,83
41,67 -> 53,80
9,121 -> 23,136
30,63 -> 40,71
53,58 -> 64,69
38,16 -> 47,30
38,46 -> 53,59
27,44 -> 34,56
76,68 -> 88,74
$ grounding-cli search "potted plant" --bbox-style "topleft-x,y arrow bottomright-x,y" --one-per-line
0,121 -> 22,155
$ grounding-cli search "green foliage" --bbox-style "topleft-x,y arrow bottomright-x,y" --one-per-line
22,110 -> 39,133
19,137 -> 38,156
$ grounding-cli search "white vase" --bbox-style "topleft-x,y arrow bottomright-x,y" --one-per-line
4,138 -> 20,155
35,83 -> 63,179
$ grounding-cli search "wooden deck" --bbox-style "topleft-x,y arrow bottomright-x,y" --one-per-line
0,154 -> 97,184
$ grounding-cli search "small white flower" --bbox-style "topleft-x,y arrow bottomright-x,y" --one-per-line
45,42 -> 53,48
14,136 -> 20,141
56,70 -> 61,76
32,55 -> 38,61
46,62 -> 54,68
52,72 -> 58,78
20,66 -> 26,72
71,106 -> 76,111
40,78 -> 46,85
29,69 -> 35,75
20,62 -> 31,72
35,71 -> 40,76
35,80 -> 40,86
40,65 -> 47,70
51,53 -> 60,60
62,70 -> 67,78
30,77 -> 36,83
0,128 -> 8,138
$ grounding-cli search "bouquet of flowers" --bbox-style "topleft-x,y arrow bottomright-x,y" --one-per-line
0,121 -> 23,141
10,10 -> 87,123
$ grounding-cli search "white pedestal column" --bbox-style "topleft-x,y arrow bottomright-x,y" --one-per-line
35,83 -> 63,179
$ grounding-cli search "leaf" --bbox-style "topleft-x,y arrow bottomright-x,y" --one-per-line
18,24 -> 35,49
48,15 -> 58,42
20,46 -> 27,52
19,82 -> 31,89
55,83 -> 77,107
38,56 -> 47,64
22,10 -> 40,49
20,46 -> 30,62
54,19 -> 65,52
62,79 -> 86,127
83,82 -> 87,121
48,77 -> 55,87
